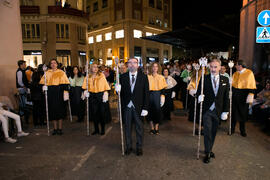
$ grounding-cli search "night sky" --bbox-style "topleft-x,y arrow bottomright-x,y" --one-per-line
172,0 -> 242,34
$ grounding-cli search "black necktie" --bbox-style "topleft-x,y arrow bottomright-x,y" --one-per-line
132,75 -> 135,84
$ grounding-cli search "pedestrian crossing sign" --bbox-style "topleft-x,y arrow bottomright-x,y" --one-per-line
256,27 -> 270,43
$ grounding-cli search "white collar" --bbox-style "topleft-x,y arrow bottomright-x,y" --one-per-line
211,74 -> 219,79
129,71 -> 137,77
239,68 -> 246,74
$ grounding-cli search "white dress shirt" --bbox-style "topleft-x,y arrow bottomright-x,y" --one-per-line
127,71 -> 137,108
210,74 -> 220,111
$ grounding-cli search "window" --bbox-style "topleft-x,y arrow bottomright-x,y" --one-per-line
107,48 -> 112,57
105,32 -> 112,40
116,10 -> 123,21
88,36 -> 94,44
86,5 -> 90,13
96,34 -> 102,42
157,0 -> 162,10
115,30 -> 124,39
56,24 -> 69,39
146,32 -> 153,36
149,0 -> 155,8
77,26 -> 86,42
93,2 -> 98,12
149,17 -> 155,25
119,47 -> 124,59
133,30 -> 142,38
102,0 -> 108,8
134,10 -> 141,20
21,23 -> 40,39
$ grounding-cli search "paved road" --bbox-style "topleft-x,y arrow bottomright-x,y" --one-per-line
0,111 -> 270,180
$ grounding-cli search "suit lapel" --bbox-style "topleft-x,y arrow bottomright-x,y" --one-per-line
216,75 -> 223,97
133,71 -> 141,94
207,75 -> 215,96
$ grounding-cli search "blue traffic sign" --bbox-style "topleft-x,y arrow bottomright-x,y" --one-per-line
258,10 -> 270,26
256,27 -> 270,43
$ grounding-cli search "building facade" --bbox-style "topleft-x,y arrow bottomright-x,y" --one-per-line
239,0 -> 270,73
20,0 -> 88,67
87,0 -> 172,66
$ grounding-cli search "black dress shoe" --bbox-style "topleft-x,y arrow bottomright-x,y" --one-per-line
52,129 -> 57,136
100,131 -> 105,135
149,130 -> 156,134
136,149 -> 143,156
241,132 -> 247,137
125,148 -> 132,155
57,129 -> 63,135
210,152 -> 215,158
203,154 -> 211,164
91,131 -> 99,135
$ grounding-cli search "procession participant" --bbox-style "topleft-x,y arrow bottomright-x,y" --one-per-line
162,68 -> 177,120
115,57 -> 149,156
148,62 -> 167,135
82,63 -> 111,135
69,66 -> 85,122
40,59 -> 70,135
197,59 -> 229,163
231,60 -> 256,137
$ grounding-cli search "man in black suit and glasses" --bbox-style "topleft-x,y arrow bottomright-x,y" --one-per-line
197,59 -> 229,163
115,58 -> 149,156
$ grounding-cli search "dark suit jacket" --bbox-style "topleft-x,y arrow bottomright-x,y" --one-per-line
196,74 -> 229,117
120,70 -> 150,116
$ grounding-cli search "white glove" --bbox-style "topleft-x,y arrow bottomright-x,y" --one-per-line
42,85 -> 48,91
198,94 -> 205,103
27,88 -> 31,94
171,91 -> 176,98
63,91 -> 69,101
189,89 -> 197,97
103,91 -> 109,103
187,76 -> 191,81
115,84 -> 121,93
81,90 -> 89,100
246,94 -> 254,104
160,95 -> 165,107
221,112 -> 229,120
141,109 -> 148,116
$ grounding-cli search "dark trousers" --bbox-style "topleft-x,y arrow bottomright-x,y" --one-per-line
32,100 -> 45,126
123,107 -> 143,150
232,88 -> 249,133
203,109 -> 219,154
89,92 -> 105,133
149,91 -> 161,124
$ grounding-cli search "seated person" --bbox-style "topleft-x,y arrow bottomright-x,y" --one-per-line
0,100 -> 29,143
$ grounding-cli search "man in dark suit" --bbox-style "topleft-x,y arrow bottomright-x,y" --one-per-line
115,58 -> 149,156
197,59 -> 229,163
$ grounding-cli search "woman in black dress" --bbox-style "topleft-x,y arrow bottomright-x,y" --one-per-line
40,59 -> 70,135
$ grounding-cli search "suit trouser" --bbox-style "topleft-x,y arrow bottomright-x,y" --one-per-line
123,107 -> 143,150
203,109 -> 219,154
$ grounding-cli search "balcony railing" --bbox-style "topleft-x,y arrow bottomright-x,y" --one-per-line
20,6 -> 40,14
48,6 -> 89,20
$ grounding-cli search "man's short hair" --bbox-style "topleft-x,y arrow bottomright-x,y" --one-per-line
237,59 -> 247,68
209,59 -> 221,65
128,57 -> 139,63
17,60 -> 26,67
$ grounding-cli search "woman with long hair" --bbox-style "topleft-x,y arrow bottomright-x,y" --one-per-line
82,63 -> 111,135
147,62 -> 167,134
69,66 -> 85,122
162,68 -> 177,120
40,59 -> 70,135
